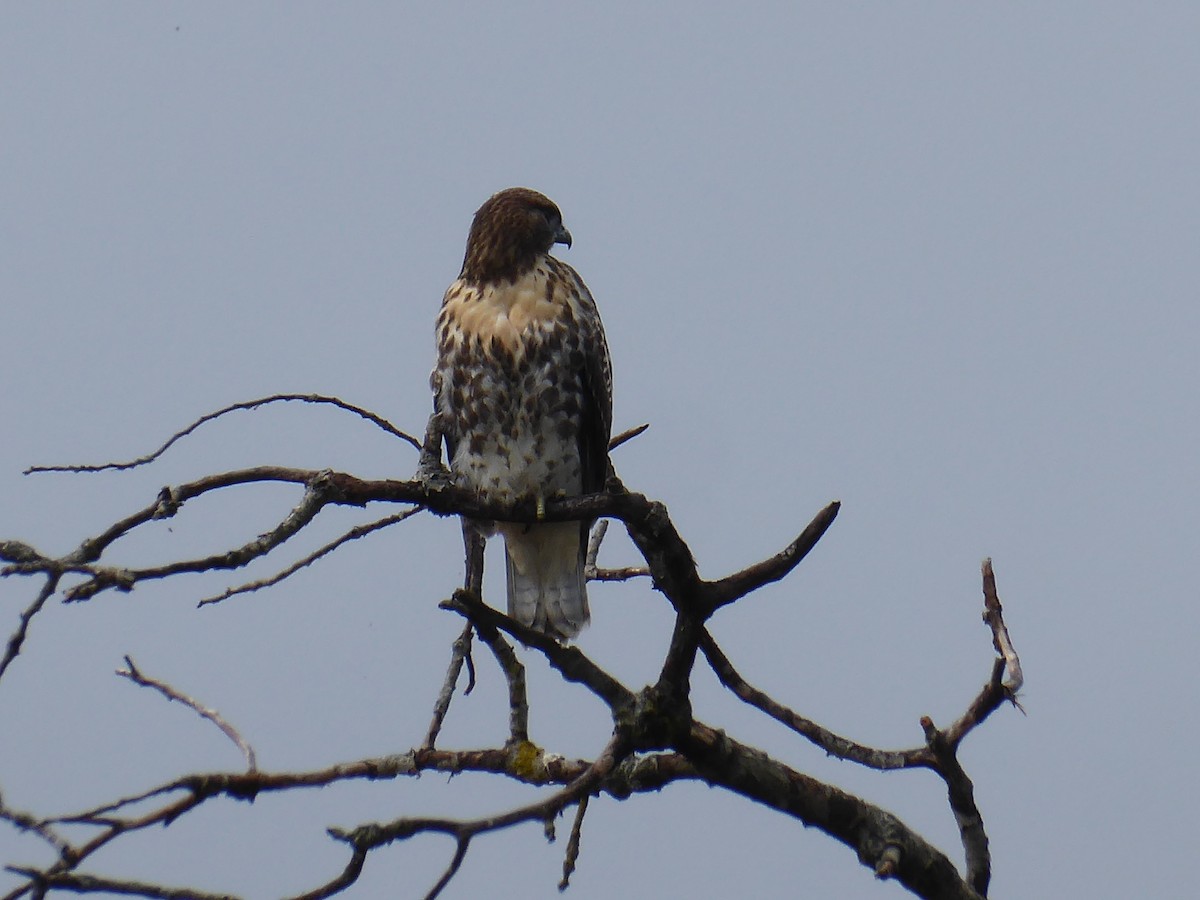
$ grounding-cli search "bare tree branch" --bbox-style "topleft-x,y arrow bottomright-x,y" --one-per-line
921,717 -> 990,897
197,508 -> 421,606
679,722 -> 985,900
471,615 -> 531,745
0,573 -> 59,681
423,622 -> 476,750
0,397 -> 1023,899
4,869 -> 237,900
0,792 -> 71,859
584,520 -> 649,582
707,501 -> 841,610
25,393 -> 419,475
981,558 -> 1023,698
443,590 -> 634,713
607,422 -> 649,451
116,656 -> 257,772
699,629 -> 930,770
558,795 -> 589,890
323,736 -> 628,899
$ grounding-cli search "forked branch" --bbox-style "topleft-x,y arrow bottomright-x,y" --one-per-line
0,396 -> 1020,899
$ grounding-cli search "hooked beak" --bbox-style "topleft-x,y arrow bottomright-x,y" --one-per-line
554,224 -> 573,249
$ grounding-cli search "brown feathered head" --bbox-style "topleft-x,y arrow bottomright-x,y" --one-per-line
460,188 -> 573,285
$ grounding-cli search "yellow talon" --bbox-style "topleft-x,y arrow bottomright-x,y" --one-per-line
536,495 -> 546,520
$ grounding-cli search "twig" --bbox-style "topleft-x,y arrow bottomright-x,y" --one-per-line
699,630 -> 929,770
63,472 -> 339,602
4,869 -> 237,899
0,573 -> 60,682
472,618 -> 530,744
942,561 -> 1026,747
708,501 -> 840,611
116,656 -> 257,772
558,795 -> 589,890
425,838 -> 470,900
981,558 -> 1023,698
0,793 -> 71,858
327,735 -> 629,899
583,519 -> 648,582
53,747 -> 602,829
607,423 -> 649,451
198,508 -> 420,606
589,566 -> 650,582
423,623 -> 476,750
3,870 -> 238,900
443,590 -> 634,712
25,393 -> 419,474
284,849 -> 365,900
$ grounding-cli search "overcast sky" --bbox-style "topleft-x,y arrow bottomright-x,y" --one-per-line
2,4 -> 1197,898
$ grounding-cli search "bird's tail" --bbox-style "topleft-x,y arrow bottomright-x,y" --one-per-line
502,521 -> 589,640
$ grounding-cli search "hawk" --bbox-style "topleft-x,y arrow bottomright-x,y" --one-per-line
433,188 -> 612,640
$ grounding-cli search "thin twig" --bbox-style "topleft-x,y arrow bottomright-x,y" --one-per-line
0,793 -> 71,858
583,520 -> 607,575
63,472 -> 337,602
198,508 -> 420,606
328,735 -> 629,899
26,393 -> 419,474
443,590 -> 634,712
3,870 -> 238,900
425,838 -> 470,900
583,520 -> 648,582
981,558 -> 1023,698
116,656 -> 257,772
707,501 -> 840,610
472,620 -> 530,744
699,631 -> 929,770
589,566 -> 650,582
423,623 -> 476,750
607,423 -> 649,451
0,573 -> 60,682
284,848 -> 366,900
558,795 -> 589,890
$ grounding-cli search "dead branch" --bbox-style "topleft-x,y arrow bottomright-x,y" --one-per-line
707,500 -> 841,610
607,422 -> 649,450
322,735 -> 627,900
0,573 -> 59,681
558,795 -> 589,890
116,656 -> 258,772
198,508 -> 421,606
423,622 -> 476,750
981,558 -> 1023,697
699,629 -> 929,770
0,397 -> 1023,899
25,393 -> 420,475
584,520 -> 649,582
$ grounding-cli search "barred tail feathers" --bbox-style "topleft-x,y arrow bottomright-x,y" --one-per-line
502,522 -> 589,640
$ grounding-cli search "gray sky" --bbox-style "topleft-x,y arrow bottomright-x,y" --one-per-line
2,3 -> 1197,897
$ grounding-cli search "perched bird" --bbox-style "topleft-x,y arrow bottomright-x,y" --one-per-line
433,188 -> 612,640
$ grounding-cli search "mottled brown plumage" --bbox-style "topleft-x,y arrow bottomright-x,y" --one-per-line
433,188 -> 612,639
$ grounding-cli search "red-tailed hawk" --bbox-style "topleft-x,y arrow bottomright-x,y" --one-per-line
433,188 -> 612,640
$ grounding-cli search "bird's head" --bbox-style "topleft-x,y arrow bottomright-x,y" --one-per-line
460,187 -> 572,285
